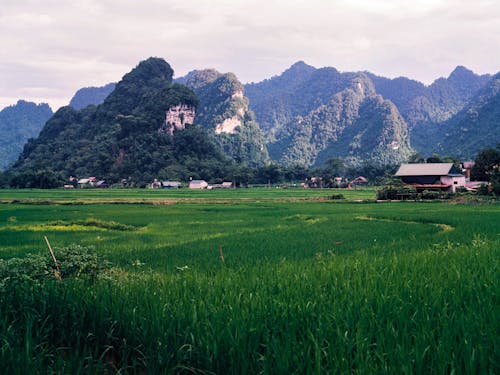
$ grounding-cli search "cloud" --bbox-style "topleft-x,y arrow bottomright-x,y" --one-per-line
0,0 -> 499,110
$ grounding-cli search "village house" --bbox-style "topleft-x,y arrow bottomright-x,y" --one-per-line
351,176 -> 368,185
395,163 -> 466,193
162,181 -> 182,189
189,180 -> 208,189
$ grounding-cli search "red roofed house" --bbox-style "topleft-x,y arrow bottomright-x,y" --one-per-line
395,163 -> 466,193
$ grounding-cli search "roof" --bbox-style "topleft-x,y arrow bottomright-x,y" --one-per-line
395,163 -> 454,177
162,181 -> 181,186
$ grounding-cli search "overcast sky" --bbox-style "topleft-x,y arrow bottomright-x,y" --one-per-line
1,0 -> 499,110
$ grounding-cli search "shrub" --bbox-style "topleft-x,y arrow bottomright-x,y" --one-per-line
0,245 -> 110,288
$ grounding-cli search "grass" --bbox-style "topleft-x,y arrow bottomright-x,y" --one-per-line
0,188 -> 498,373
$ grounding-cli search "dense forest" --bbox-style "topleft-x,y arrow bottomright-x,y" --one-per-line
0,100 -> 53,170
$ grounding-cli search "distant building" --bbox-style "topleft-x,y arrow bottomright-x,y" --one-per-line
395,163 -> 466,193
189,180 -> 208,189
351,176 -> 368,185
162,181 -> 182,189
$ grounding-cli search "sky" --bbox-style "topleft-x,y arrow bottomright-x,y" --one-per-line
1,0 -> 499,111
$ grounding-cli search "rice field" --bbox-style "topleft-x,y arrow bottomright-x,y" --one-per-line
0,188 -> 498,373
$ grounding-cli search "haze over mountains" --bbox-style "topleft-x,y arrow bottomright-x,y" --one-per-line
2,58 -> 499,180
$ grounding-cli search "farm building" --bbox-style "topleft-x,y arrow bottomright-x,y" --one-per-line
395,163 -> 466,193
351,176 -> 368,185
162,181 -> 181,189
189,180 -> 208,189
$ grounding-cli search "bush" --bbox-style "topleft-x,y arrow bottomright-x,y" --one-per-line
0,245 -> 110,288
330,194 -> 345,200
377,184 -> 416,200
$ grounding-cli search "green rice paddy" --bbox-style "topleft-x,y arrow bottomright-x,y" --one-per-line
0,188 -> 498,373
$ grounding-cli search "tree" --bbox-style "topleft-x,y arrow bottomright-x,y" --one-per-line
471,146 -> 500,181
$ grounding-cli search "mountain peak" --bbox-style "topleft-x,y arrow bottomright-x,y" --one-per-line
120,57 -> 174,87
286,61 -> 316,74
448,65 -> 475,81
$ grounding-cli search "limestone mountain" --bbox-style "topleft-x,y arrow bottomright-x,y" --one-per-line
268,74 -> 413,167
69,83 -> 116,110
367,66 -> 491,154
8,58 -> 231,186
432,72 -> 500,159
177,69 -> 269,167
0,100 -> 53,170
246,62 -> 494,162
245,61 -> 357,139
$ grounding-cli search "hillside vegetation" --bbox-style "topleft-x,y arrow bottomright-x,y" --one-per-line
8,58 -> 233,186
0,100 -> 52,170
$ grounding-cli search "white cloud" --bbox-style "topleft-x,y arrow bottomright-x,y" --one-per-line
0,0 -> 499,110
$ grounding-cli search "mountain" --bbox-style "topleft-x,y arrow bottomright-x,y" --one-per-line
0,100 -> 53,170
246,62 -> 493,162
245,61 -> 356,138
69,83 -> 116,110
268,74 -> 413,167
366,66 -> 491,154
177,69 -> 269,166
8,58 -> 231,186
432,72 -> 500,159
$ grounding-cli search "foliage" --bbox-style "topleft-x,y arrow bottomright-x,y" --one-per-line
6,58 -> 235,186
471,145 -> 500,181
0,244 -> 109,288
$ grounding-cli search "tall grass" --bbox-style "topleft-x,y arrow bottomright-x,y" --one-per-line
0,191 -> 498,372
0,240 -> 497,373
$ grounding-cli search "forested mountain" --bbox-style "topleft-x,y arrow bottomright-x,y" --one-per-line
367,66 -> 491,129
69,83 -> 116,109
268,74 -> 413,167
0,100 -> 52,170
246,62 -> 494,162
432,72 -> 500,159
177,69 -> 269,166
8,58 -> 232,186
245,61 -> 357,138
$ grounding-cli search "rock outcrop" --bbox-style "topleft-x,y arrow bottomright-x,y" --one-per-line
162,104 -> 196,135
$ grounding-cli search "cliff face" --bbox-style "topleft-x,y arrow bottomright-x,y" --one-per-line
162,104 -> 196,135
177,69 -> 269,167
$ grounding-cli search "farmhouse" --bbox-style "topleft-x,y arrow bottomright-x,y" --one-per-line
351,176 -> 368,185
162,181 -> 181,189
395,163 -> 466,193
189,180 -> 208,189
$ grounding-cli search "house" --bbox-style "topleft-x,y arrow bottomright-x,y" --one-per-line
95,180 -> 108,188
162,181 -> 181,189
395,163 -> 466,193
209,181 -> 233,189
189,180 -> 208,189
150,179 -> 162,189
351,176 -> 368,185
